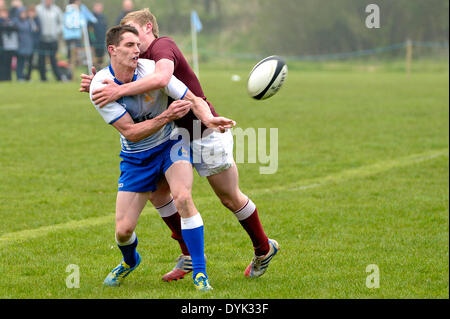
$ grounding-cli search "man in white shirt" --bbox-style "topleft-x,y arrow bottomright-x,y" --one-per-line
36,0 -> 63,81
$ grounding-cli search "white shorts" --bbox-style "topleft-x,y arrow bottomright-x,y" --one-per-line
191,130 -> 234,177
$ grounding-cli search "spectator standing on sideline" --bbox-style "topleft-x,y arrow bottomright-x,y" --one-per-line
63,0 -> 97,77
36,0 -> 63,82
25,5 -> 41,81
0,7 -> 6,74
115,0 -> 133,25
0,8 -> 18,82
12,7 -> 33,81
89,1 -> 107,69
9,0 -> 23,20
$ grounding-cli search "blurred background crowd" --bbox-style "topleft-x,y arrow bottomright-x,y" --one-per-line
0,0 -> 448,83
0,0 -> 124,82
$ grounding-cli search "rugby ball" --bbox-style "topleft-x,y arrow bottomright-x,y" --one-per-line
247,56 -> 288,100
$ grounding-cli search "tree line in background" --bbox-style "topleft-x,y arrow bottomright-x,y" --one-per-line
253,0 -> 449,56
19,0 -> 449,56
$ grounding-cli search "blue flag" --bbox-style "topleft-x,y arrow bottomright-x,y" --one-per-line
191,10 -> 203,32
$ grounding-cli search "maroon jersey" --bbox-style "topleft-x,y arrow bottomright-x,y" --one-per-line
140,37 -> 219,138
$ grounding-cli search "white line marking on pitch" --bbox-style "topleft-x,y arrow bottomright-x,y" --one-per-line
255,148 -> 449,194
0,148 -> 448,246
0,104 -> 24,110
0,215 -> 113,246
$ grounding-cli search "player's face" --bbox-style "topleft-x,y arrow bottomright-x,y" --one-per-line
125,21 -> 151,53
114,32 -> 141,69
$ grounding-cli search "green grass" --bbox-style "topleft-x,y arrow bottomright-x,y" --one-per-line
0,65 -> 448,299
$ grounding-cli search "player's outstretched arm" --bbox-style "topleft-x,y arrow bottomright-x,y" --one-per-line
79,67 -> 97,93
183,90 -> 236,133
92,59 -> 174,107
112,100 -> 191,143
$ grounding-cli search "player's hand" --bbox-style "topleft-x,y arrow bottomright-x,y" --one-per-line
204,117 -> 236,133
79,67 -> 96,93
165,100 -> 192,121
92,79 -> 121,107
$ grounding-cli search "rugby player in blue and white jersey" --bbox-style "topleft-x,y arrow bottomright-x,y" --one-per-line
90,25 -> 234,291
81,10 -> 279,283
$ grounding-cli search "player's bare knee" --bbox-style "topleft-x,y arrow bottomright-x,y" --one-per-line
219,196 -> 235,211
218,192 -> 245,212
172,190 -> 192,212
148,191 -> 171,207
116,231 -> 134,243
116,224 -> 135,242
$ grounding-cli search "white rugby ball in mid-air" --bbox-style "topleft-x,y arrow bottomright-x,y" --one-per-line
247,56 -> 288,100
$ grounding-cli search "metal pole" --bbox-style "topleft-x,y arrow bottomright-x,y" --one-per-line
406,39 -> 413,76
81,21 -> 94,75
191,18 -> 199,78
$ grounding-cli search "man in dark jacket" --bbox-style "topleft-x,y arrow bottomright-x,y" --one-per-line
25,5 -> 41,81
12,7 -> 33,81
89,2 -> 108,69
115,0 -> 133,25
0,8 -> 19,81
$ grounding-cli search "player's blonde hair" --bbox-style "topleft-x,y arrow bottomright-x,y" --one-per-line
120,8 -> 159,38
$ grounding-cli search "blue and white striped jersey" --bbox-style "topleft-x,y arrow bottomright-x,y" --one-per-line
90,59 -> 188,153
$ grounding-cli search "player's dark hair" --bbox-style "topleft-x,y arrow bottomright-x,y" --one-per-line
106,25 -> 139,47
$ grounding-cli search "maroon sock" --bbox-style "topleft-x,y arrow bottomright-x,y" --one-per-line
235,200 -> 270,256
162,212 -> 190,256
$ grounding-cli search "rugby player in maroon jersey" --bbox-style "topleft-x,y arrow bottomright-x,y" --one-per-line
80,9 -> 279,281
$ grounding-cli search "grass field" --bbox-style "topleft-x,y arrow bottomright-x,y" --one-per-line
0,63 -> 448,299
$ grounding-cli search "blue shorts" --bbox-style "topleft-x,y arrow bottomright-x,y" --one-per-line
118,138 -> 192,193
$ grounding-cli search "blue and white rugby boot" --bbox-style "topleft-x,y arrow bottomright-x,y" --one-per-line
103,253 -> 141,287
244,239 -> 279,278
193,273 -> 213,291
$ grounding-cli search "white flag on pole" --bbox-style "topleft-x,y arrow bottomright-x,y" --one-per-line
191,10 -> 202,77
191,10 -> 203,32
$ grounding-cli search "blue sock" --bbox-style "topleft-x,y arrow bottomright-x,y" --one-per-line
117,233 -> 138,267
181,215 -> 206,278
